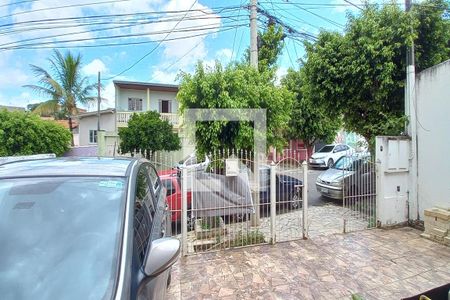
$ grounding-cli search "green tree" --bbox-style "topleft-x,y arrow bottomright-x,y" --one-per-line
0,109 -> 71,156
413,0 -> 450,71
177,62 -> 293,157
282,68 -> 340,154
118,111 -> 181,158
301,1 -> 449,149
245,23 -> 285,75
25,50 -> 96,145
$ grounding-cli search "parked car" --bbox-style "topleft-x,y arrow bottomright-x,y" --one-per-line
159,172 -> 192,223
258,166 -> 303,209
316,154 -> 375,200
175,152 -> 210,171
309,144 -> 353,169
0,157 -> 179,300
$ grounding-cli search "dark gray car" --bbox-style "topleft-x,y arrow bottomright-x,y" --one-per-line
0,157 -> 180,300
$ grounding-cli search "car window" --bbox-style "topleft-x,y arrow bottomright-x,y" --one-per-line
162,179 -> 175,196
145,164 -> 160,195
134,167 -> 155,266
0,177 -> 126,300
317,145 -> 335,153
335,145 -> 343,152
185,156 -> 197,166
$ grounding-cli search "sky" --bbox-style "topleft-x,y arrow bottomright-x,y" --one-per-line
0,0 -> 380,111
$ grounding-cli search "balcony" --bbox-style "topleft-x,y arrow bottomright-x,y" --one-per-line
116,111 -> 180,128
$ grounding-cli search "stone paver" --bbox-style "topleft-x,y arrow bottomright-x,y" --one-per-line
167,227 -> 450,299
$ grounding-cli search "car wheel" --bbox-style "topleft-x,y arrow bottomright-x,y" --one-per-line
327,158 -> 334,168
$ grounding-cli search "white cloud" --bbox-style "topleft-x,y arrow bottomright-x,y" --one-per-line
82,59 -> 108,76
151,69 -> 178,84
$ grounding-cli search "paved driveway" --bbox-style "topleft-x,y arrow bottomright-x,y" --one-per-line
167,227 -> 450,299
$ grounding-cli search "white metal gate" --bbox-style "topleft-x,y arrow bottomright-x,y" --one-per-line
342,155 -> 377,233
179,150 -> 308,255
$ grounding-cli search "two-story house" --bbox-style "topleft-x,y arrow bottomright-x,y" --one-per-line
114,80 -> 180,129
77,80 -> 181,147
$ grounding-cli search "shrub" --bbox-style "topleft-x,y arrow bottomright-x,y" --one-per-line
0,109 -> 71,156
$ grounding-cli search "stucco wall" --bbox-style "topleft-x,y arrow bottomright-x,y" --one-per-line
415,59 -> 450,218
78,113 -> 115,146
116,88 -> 178,113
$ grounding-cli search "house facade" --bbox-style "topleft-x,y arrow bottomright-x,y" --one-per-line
77,109 -> 116,146
114,80 -> 180,129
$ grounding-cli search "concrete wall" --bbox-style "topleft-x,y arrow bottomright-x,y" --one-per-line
78,113 -> 115,146
116,88 -> 178,113
415,59 -> 450,218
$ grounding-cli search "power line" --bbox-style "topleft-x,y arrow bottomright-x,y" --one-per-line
0,0 -> 39,9
343,0 -> 363,11
0,5 -> 243,30
3,25 -> 244,50
2,23 -> 247,51
104,0 -> 198,80
230,0 -> 247,63
0,0 -> 131,20
0,15 -> 244,48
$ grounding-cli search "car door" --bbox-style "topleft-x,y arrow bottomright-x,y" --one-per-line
331,145 -> 342,161
131,165 -> 169,300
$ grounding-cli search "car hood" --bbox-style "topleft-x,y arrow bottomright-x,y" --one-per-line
311,153 -> 329,159
318,168 -> 354,182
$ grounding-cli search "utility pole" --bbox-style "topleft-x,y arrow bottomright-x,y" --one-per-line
405,0 -> 419,220
250,0 -> 258,69
97,71 -> 101,132
250,0 -> 260,226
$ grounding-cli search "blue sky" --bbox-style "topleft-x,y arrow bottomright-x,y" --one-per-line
0,0 -> 372,110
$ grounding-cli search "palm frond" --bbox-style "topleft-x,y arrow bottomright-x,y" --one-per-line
32,100 -> 59,116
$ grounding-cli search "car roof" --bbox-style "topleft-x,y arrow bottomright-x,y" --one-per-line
0,157 -> 138,179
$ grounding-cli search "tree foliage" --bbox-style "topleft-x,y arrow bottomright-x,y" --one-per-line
178,24 -> 292,156
177,62 -> 293,156
301,1 -> 450,148
282,68 -> 340,149
25,50 -> 96,145
0,109 -> 71,156
118,111 -> 181,158
245,23 -> 285,74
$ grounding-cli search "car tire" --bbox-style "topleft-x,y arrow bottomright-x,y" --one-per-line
327,158 -> 334,168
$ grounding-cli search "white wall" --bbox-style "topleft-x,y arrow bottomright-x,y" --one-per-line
415,59 -> 450,218
78,113 -> 115,146
116,88 -> 178,113
376,136 -> 410,226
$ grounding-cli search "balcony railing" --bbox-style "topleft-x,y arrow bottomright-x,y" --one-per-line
116,111 -> 180,127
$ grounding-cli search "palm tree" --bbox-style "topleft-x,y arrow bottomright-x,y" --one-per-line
25,50 -> 96,146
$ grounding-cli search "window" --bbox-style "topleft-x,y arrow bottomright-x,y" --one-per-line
317,145 -> 334,153
161,179 -> 176,196
134,167 -> 155,265
89,130 -> 97,144
128,98 -> 143,111
159,100 -> 172,113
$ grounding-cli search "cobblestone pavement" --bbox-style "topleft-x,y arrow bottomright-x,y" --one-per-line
167,227 -> 450,299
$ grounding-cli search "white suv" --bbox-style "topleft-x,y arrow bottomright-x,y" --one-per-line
309,144 -> 353,169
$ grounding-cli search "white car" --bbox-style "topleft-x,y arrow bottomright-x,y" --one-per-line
309,144 -> 353,169
176,152 -> 210,171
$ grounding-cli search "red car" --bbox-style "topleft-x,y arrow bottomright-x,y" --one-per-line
159,171 -> 192,222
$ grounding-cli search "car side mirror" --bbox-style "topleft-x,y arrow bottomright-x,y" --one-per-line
144,238 -> 180,277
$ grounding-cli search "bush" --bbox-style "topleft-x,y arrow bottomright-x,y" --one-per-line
118,111 -> 181,158
0,109 -> 71,156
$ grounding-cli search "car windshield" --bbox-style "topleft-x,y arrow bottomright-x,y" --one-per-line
0,176 -> 126,300
317,145 -> 335,153
333,156 -> 359,170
